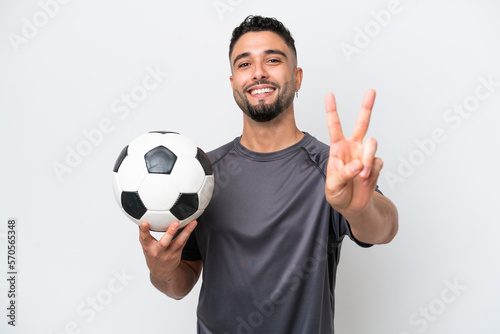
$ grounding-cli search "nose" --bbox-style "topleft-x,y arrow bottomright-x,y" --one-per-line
252,62 -> 268,81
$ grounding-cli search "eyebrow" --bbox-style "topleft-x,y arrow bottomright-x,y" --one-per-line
232,49 -> 288,67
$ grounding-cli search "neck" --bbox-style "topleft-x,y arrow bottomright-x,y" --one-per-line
240,106 -> 304,153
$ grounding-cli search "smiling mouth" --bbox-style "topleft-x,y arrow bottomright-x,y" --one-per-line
250,87 -> 275,95
247,86 -> 277,99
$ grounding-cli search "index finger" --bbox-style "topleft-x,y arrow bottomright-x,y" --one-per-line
160,220 -> 198,250
325,92 -> 344,143
352,89 -> 376,142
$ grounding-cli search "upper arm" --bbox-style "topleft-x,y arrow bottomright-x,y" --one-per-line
183,259 -> 203,282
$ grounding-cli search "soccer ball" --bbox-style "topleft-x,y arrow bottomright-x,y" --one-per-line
112,131 -> 214,231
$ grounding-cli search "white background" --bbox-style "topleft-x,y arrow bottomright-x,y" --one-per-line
1,0 -> 499,333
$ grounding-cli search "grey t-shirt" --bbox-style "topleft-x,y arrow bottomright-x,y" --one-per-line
182,133 -> 372,334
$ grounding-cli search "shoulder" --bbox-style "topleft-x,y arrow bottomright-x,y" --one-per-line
300,133 -> 330,172
206,138 -> 238,166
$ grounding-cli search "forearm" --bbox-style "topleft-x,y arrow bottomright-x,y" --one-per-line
150,260 -> 201,300
343,192 -> 398,245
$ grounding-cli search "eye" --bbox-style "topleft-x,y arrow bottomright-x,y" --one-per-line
238,62 -> 250,68
268,58 -> 281,64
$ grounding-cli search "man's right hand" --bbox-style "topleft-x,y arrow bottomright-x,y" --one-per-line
139,220 -> 201,299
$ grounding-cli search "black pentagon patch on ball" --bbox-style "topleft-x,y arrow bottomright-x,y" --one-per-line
145,146 -> 177,174
113,145 -> 129,172
196,148 -> 213,175
171,193 -> 199,220
121,191 -> 147,220
149,130 -> 179,135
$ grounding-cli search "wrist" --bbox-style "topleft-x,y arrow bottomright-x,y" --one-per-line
338,197 -> 375,222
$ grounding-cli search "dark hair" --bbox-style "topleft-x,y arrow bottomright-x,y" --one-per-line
229,15 -> 297,61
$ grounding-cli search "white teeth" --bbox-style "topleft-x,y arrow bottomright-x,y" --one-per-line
250,88 -> 275,95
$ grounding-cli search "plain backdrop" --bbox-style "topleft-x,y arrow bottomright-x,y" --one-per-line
1,0 -> 499,333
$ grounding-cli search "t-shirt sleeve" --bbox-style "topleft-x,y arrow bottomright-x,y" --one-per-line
181,229 -> 202,261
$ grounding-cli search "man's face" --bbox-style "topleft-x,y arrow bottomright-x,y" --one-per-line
230,31 -> 302,122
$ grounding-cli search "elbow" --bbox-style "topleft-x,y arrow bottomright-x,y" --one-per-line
164,288 -> 191,300
375,193 -> 399,245
164,285 -> 195,301
170,294 -> 187,301
380,218 -> 398,244
379,207 -> 399,244
356,197 -> 399,245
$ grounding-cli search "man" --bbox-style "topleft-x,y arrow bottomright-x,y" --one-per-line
139,15 -> 398,333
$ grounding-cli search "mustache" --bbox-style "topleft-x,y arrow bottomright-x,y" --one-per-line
243,80 -> 280,92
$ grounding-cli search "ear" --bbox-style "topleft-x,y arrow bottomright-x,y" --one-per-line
294,67 -> 303,91
230,75 -> 233,89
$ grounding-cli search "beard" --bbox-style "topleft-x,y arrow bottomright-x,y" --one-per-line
233,80 -> 295,122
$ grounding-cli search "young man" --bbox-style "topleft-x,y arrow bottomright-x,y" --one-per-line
139,15 -> 398,333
